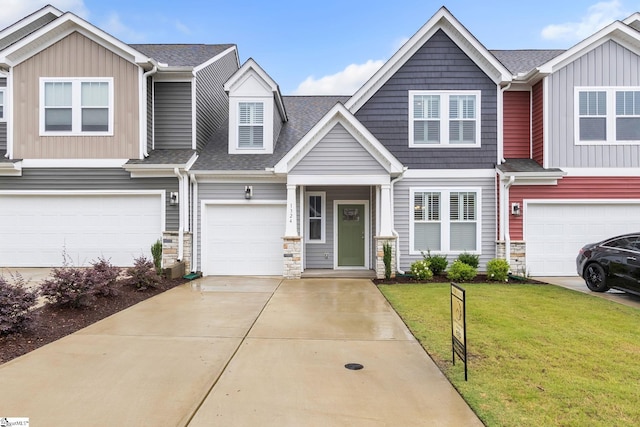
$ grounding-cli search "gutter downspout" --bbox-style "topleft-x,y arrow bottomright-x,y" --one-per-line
390,168 -> 408,274
142,65 -> 158,158
503,175 -> 516,266
174,168 -> 184,262
191,174 -> 198,273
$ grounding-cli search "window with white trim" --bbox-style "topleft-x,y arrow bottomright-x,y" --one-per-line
0,88 -> 5,121
409,91 -> 480,147
307,192 -> 325,243
411,188 -> 480,253
40,78 -> 113,135
238,102 -> 264,148
576,87 -> 640,143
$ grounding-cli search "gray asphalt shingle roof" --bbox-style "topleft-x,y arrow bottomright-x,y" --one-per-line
126,149 -> 195,166
130,44 -> 235,67
498,158 -> 563,174
490,49 -> 565,75
192,96 -> 349,171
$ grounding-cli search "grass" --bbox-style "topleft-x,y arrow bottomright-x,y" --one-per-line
379,283 -> 640,427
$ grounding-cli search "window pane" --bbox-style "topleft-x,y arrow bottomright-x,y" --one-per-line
414,223 -> 441,251
239,102 -> 263,124
239,125 -> 264,147
45,108 -> 72,131
616,117 -> 640,140
81,82 -> 108,107
414,95 -> 439,119
414,121 -> 440,144
45,82 -> 72,107
449,121 -> 475,144
451,223 -> 477,251
309,219 -> 321,240
450,95 -> 475,119
82,108 -> 108,131
579,117 -> 606,140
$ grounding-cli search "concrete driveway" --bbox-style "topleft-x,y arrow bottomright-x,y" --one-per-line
0,276 -> 482,426
536,275 -> 640,308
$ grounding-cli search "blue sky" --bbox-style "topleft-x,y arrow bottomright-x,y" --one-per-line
3,0 -> 640,94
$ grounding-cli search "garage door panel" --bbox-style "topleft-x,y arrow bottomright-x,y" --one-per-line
526,202 -> 640,276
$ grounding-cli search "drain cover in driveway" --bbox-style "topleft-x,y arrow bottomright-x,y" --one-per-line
344,363 -> 364,370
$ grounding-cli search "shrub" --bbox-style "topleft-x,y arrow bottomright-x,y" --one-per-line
151,239 -> 163,274
124,256 -> 161,291
87,257 -> 121,297
0,273 -> 38,335
410,259 -> 433,281
457,252 -> 479,268
40,266 -> 95,308
423,251 -> 448,275
383,242 -> 392,280
487,258 -> 510,282
447,260 -> 477,282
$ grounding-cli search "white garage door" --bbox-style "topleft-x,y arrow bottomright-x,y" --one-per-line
525,202 -> 640,276
203,203 -> 285,275
0,193 -> 163,267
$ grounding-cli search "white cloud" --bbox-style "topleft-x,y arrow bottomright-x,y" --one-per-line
0,0 -> 87,30
99,12 -> 146,43
293,59 -> 385,96
175,20 -> 192,36
541,0 -> 628,41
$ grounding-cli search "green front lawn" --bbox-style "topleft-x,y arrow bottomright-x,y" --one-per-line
379,283 -> 640,427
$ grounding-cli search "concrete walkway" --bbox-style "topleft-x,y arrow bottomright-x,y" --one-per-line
0,277 -> 482,426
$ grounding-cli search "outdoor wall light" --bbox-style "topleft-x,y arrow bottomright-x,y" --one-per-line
169,192 -> 179,206
245,186 -> 253,199
511,202 -> 521,216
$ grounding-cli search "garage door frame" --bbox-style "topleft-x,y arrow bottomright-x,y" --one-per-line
523,198 -> 640,275
0,189 -> 166,266
201,199 -> 287,276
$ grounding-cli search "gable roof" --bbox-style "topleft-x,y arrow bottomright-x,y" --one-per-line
345,6 -> 512,113
131,44 -> 236,68
0,4 -> 62,51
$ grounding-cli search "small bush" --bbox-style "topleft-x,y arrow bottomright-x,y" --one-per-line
410,259 -> 433,281
383,242 -> 392,280
487,258 -> 510,282
124,256 -> 161,291
423,251 -> 448,275
457,252 -> 479,268
40,266 -> 95,308
151,239 -> 163,274
447,260 -> 477,282
87,257 -> 121,297
0,273 -> 38,335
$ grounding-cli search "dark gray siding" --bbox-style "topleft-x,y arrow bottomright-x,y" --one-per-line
0,168 -> 179,230
194,50 -> 238,152
0,77 -> 5,154
0,13 -> 58,50
146,76 -> 153,153
154,82 -> 192,149
273,102 -> 284,147
355,29 -> 498,169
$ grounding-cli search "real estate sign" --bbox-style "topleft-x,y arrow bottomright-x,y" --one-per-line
451,283 -> 468,381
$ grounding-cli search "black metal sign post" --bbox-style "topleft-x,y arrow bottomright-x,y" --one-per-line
451,282 -> 468,381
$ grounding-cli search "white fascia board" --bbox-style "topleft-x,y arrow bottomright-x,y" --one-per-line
274,103 -> 403,174
403,169 -> 496,179
21,159 -> 128,168
287,175 -> 390,186
0,161 -> 22,176
0,5 -> 62,43
345,6 -> 512,113
0,13 -> 152,67
189,174 -> 285,184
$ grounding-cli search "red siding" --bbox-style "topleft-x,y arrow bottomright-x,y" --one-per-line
531,81 -> 544,165
509,177 -> 640,239
503,91 -> 530,158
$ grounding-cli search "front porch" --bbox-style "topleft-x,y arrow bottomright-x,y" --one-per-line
301,269 -> 377,279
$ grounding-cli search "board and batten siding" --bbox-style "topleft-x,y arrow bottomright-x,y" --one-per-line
503,91 -> 531,159
154,82 -> 192,150
355,29 -> 498,170
393,176 -> 496,271
290,124 -> 388,176
12,32 -> 140,159
195,49 -> 238,152
548,40 -> 640,168
195,181 -> 287,271
304,186 -> 373,269
0,168 -> 179,230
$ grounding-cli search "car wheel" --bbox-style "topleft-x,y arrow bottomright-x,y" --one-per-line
584,263 -> 609,292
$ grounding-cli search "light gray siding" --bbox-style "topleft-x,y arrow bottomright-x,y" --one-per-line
304,186 -> 373,269
393,175 -> 496,272
548,40 -> 640,167
273,102 -> 284,147
195,181 -> 287,271
154,82 -> 192,149
194,50 -> 238,152
146,76 -> 153,153
0,168 -> 179,230
355,29 -> 498,169
291,124 -> 387,175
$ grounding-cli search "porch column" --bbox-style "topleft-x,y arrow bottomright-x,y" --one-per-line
379,184 -> 393,236
285,184 -> 298,237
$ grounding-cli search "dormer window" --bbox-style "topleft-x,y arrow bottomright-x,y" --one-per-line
239,102 -> 264,148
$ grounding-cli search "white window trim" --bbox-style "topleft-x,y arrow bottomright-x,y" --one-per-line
306,191 -> 326,244
228,97 -> 274,154
575,86 -> 640,145
408,90 -> 481,148
39,77 -> 114,136
409,187 -> 482,255
0,87 -> 5,122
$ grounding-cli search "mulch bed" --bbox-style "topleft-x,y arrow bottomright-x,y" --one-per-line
0,277 -> 188,366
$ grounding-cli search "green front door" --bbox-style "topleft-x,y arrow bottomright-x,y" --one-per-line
337,203 -> 365,266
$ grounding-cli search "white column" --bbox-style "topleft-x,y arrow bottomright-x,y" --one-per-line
285,184 -> 298,237
379,184 -> 393,236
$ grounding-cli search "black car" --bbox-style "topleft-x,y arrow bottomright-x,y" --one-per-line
576,233 -> 640,296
